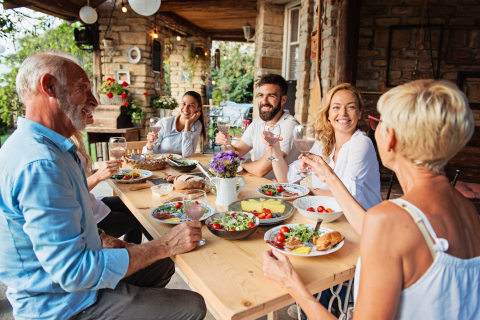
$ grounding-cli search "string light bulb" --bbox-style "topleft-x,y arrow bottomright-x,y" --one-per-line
153,29 -> 158,39
122,4 -> 127,12
176,35 -> 181,41
223,54 -> 227,60
205,51 -> 208,56
212,80 -> 216,84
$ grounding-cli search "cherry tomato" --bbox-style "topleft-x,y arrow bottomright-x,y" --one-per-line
266,190 -> 273,196
194,201 -> 199,205
307,207 -> 315,212
266,213 -> 272,219
276,232 -> 286,242
123,175 -> 131,180
229,228 -> 236,231
317,206 -> 325,212
248,222 -> 256,229
326,208 -> 333,212
258,213 -> 266,219
280,226 -> 290,233
211,223 -> 221,229
175,202 -> 183,209
277,185 -> 284,192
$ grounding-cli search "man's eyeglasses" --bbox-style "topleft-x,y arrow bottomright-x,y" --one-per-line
368,115 -> 382,131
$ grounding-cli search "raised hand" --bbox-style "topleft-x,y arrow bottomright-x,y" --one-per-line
261,131 -> 283,150
185,111 -> 201,125
146,132 -> 158,144
215,131 -> 231,146
300,153 -> 334,183
94,159 -> 123,181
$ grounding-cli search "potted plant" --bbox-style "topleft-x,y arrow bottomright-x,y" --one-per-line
151,94 -> 179,117
98,78 -> 131,105
124,99 -> 147,127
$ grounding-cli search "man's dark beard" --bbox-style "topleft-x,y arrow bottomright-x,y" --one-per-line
259,99 -> 282,121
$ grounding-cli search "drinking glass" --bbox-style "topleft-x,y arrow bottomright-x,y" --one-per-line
109,137 -> 126,160
183,189 -> 207,246
293,124 -> 316,175
150,117 -> 161,145
217,116 -> 232,147
263,122 -> 281,162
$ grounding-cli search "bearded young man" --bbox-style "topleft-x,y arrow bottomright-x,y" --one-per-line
0,51 -> 206,320
216,74 -> 300,178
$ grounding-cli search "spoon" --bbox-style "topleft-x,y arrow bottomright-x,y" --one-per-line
314,218 -> 323,235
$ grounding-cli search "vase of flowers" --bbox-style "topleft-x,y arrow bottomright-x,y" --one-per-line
208,151 -> 245,206
151,94 -> 179,117
98,78 -> 131,105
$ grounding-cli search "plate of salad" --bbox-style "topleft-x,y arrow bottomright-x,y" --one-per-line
256,183 -> 309,200
205,212 -> 260,240
264,224 -> 344,257
110,169 -> 153,184
149,200 -> 216,224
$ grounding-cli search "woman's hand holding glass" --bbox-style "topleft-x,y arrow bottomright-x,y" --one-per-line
300,153 -> 335,183
147,132 -> 159,144
94,159 -> 123,181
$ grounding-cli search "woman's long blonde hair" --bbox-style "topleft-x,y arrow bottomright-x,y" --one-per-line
314,83 -> 368,160
70,131 -> 92,173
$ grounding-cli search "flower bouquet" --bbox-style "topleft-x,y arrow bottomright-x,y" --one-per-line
98,78 -> 131,105
209,150 -> 244,179
151,95 -> 179,110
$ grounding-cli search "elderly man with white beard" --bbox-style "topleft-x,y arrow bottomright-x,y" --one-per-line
0,51 -> 206,320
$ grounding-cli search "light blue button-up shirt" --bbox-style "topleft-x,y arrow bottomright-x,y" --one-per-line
142,115 -> 202,157
0,118 -> 130,320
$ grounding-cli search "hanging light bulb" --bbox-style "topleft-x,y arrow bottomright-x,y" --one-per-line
121,0 -> 127,12
212,80 -> 216,84
176,35 -> 181,41
153,29 -> 158,39
204,51 -> 208,56
223,54 -> 227,60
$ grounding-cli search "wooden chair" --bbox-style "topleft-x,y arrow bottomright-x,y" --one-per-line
386,169 -> 462,200
126,141 -> 147,156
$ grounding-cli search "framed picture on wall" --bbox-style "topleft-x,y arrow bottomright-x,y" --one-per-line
386,24 -> 444,87
447,26 -> 480,65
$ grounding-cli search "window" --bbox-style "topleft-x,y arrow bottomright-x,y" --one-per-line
282,3 -> 301,81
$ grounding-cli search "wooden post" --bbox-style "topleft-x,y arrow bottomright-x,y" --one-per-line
92,23 -> 102,101
335,0 -> 362,85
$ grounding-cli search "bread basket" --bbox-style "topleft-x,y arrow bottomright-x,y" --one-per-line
124,154 -> 166,171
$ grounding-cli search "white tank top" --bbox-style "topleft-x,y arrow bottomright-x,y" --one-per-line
354,199 -> 480,319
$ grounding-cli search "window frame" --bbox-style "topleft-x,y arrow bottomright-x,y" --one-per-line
282,0 -> 301,80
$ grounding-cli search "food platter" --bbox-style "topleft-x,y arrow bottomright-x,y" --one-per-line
228,197 -> 294,225
264,224 -> 344,257
256,183 -> 309,200
110,169 -> 153,184
149,201 -> 215,225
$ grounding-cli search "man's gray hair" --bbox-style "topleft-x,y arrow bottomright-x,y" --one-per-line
16,50 -> 79,103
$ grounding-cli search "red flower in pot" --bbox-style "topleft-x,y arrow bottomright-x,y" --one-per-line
106,92 -> 114,99
121,93 -> 127,100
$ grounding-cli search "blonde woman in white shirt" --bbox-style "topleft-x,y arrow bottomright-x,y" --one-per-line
265,83 -> 381,210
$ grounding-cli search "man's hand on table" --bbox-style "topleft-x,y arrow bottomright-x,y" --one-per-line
161,220 -> 203,255
100,233 -> 135,249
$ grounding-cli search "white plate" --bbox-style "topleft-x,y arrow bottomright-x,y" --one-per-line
149,201 -> 216,225
110,169 -> 153,184
264,223 -> 344,257
157,154 -> 182,160
256,183 -> 309,200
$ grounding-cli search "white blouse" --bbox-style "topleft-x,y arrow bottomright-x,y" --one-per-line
287,130 -> 382,210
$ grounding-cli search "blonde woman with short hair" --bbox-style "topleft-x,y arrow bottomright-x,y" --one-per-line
264,83 -> 382,210
263,80 -> 480,320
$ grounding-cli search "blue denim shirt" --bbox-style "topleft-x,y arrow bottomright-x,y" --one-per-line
0,118 -> 129,320
142,115 -> 202,157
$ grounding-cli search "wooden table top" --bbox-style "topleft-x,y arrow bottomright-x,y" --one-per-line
103,153 -> 360,320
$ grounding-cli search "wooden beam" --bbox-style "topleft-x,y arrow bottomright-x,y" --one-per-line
335,0 -> 362,85
2,0 -> 31,10
161,11 -> 206,37
24,0 -> 81,18
90,0 -> 107,8
160,0 -> 257,12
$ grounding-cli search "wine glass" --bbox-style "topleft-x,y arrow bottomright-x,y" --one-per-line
263,122 -> 281,162
183,189 -> 207,246
293,124 -> 316,175
150,117 -> 161,145
217,116 -> 231,147
109,137 -> 126,174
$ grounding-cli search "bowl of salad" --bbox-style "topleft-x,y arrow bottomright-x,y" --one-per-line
166,159 -> 199,173
206,211 -> 260,240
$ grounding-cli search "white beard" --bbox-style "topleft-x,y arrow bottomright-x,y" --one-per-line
57,84 -> 89,131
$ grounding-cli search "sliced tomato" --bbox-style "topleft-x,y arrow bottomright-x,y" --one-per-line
317,206 -> 325,212
248,222 -> 256,229
266,213 -> 272,219
258,213 -> 266,219
279,226 -> 290,233
307,207 -> 315,212
266,190 -> 273,196
211,223 -> 221,229
276,232 -> 286,242
123,175 -> 131,180
277,185 -> 284,192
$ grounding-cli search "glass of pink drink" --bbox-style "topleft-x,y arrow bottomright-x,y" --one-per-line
263,122 -> 281,162
183,189 -> 207,246
217,116 -> 232,147
108,137 -> 126,174
150,117 -> 161,145
293,124 -> 316,175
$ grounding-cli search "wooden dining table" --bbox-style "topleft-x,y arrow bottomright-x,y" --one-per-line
102,153 -> 360,320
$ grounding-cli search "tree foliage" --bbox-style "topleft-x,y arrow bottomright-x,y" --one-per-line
211,41 -> 254,104
0,21 -> 93,133
0,4 -> 56,40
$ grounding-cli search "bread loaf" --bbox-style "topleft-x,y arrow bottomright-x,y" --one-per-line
313,231 -> 344,251
173,175 -> 205,191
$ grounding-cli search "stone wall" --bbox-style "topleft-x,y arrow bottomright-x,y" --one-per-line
356,0 -> 480,92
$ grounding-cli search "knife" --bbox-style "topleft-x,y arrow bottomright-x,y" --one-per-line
314,218 -> 323,235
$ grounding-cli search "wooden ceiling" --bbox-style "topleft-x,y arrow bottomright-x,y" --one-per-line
2,0 -> 258,42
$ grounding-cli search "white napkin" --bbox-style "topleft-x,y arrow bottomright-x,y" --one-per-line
130,154 -> 145,160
